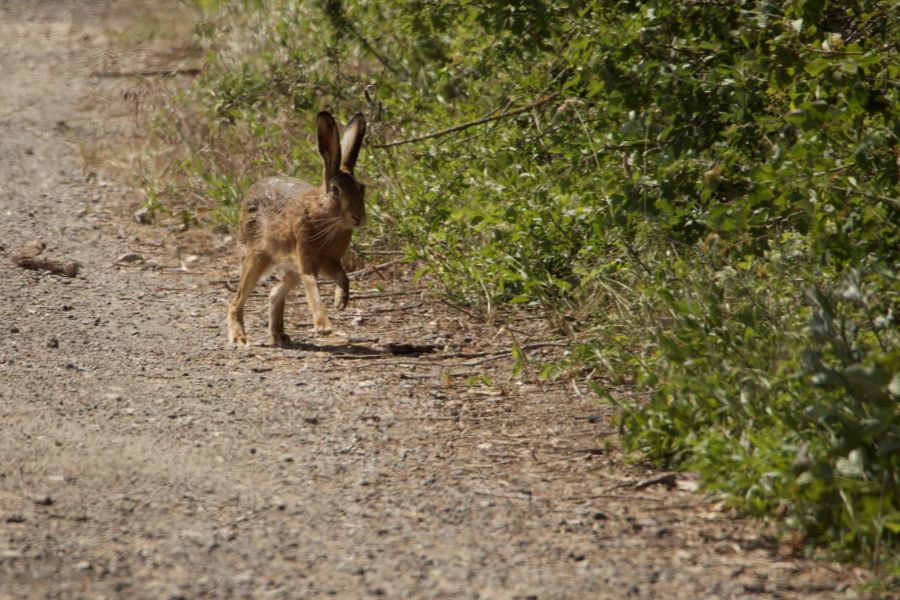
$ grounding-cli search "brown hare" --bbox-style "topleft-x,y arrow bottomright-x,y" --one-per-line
227,111 -> 366,346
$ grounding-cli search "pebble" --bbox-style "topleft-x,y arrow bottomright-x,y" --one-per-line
115,252 -> 143,264
232,571 -> 254,584
132,207 -> 151,224
47,337 -> 59,348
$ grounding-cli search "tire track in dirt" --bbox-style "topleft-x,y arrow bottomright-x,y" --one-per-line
0,2 -> 867,598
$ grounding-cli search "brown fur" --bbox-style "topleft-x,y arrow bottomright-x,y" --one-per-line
227,112 -> 367,346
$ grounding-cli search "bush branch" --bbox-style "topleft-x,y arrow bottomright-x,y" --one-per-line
371,94 -> 558,149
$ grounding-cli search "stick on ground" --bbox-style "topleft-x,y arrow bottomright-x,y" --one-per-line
13,255 -> 80,277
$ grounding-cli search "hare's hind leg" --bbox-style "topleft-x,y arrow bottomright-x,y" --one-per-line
268,270 -> 301,347
320,257 -> 349,311
228,252 -> 271,346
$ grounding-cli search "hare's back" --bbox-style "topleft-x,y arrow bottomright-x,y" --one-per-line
240,177 -> 314,243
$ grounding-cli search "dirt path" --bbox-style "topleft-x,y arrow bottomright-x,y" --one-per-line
0,2 -> 870,599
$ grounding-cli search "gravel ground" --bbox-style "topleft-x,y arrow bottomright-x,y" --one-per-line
0,2 -> 880,598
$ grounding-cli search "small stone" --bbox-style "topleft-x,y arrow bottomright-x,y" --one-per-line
303,416 -> 319,425
62,304 -> 73,311
232,570 -> 254,584
47,337 -> 59,348
75,561 -> 91,571
655,527 -> 673,538
5,514 -> 26,523
34,495 -> 54,506
132,208 -> 151,224
10,326 -> 19,333
115,252 -> 143,264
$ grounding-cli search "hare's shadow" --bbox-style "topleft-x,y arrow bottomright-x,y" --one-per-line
277,338 -> 382,357
274,340 -> 436,358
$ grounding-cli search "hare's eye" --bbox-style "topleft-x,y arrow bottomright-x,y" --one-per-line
329,183 -> 339,195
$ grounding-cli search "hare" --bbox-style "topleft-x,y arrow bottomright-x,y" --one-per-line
227,111 -> 366,346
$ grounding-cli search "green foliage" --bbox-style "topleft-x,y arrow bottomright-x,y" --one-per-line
621,249 -> 898,563
147,0 -> 899,568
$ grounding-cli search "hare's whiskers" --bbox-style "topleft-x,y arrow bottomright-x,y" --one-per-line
309,218 -> 344,248
320,222 -> 343,248
308,218 -> 340,242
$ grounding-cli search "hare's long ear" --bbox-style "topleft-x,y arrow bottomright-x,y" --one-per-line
316,111 -> 341,183
340,113 -> 366,173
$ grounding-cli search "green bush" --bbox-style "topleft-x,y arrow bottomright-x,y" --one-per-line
150,0 -> 898,569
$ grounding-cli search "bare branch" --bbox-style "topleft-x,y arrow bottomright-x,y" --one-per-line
371,94 -> 558,149
91,67 -> 202,78
13,255 -> 79,277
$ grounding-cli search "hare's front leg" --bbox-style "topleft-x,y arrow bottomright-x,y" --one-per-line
228,252 -> 271,346
268,271 -> 301,346
298,259 -> 331,334
320,257 -> 350,311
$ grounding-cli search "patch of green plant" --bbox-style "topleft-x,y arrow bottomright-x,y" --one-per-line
619,244 -> 898,564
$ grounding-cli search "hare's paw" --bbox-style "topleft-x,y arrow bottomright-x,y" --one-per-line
334,287 -> 349,311
313,314 -> 332,334
269,332 -> 292,347
228,320 -> 250,346
229,330 -> 251,346
227,313 -> 250,346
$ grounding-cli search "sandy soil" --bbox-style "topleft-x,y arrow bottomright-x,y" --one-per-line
0,2 -> 879,598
